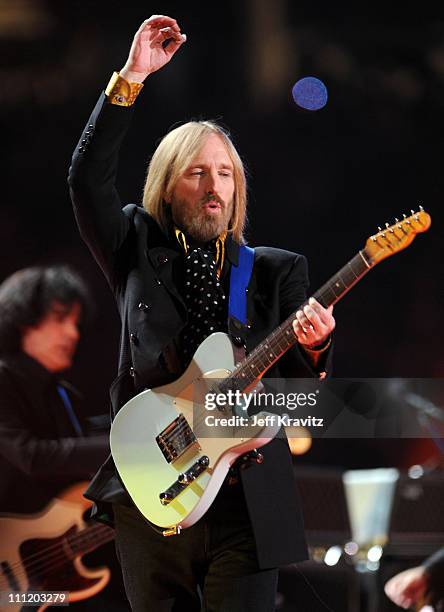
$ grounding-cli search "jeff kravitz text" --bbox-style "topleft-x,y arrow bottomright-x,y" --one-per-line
204,414 -> 324,427
203,389 -> 324,429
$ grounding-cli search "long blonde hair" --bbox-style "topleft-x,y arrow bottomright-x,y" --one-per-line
143,121 -> 247,243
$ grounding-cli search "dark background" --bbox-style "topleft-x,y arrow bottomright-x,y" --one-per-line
2,0 -> 443,468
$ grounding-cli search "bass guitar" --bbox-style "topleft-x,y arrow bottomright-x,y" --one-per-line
0,482 -> 114,611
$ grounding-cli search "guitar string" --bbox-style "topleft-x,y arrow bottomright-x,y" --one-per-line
181,267 -> 345,437
4,523 -> 112,574
161,351 -> 289,456
4,530 -> 114,583
187,245 -> 383,434
166,321 -> 322,447
188,255 -> 365,430
11,530 -> 115,584
3,525 -> 113,581
173,324 -> 293,437
168,316 -> 310,440
175,243 -> 358,441
162,247 -> 379,445
170,287 -> 323,439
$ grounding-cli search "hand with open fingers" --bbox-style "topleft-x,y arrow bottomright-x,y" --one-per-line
120,15 -> 186,83
384,566 -> 428,609
292,297 -> 335,349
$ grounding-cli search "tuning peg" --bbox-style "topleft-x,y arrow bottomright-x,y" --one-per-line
378,226 -> 382,232
402,213 -> 407,219
411,209 -> 415,215
385,222 -> 390,228
419,204 -> 424,211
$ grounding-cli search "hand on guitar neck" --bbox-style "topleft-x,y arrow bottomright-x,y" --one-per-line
292,297 -> 335,370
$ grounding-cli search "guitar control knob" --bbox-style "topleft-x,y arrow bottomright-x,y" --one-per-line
199,455 -> 210,467
159,492 -> 173,506
178,472 -> 196,485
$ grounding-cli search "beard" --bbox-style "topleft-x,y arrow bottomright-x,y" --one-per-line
170,196 -> 233,243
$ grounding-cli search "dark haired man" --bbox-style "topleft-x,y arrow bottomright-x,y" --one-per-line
69,15 -> 335,612
0,265 -> 108,513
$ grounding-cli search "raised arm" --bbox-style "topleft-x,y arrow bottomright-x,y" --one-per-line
68,16 -> 186,286
120,15 -> 186,84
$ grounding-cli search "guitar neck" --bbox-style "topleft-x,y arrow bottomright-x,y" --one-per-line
222,250 -> 371,391
66,522 -> 114,558
312,250 -> 371,308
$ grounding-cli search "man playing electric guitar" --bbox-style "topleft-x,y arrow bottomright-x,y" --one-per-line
69,15 -> 335,611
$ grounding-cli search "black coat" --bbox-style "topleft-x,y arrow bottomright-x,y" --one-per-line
0,352 -> 109,513
68,92 -> 332,568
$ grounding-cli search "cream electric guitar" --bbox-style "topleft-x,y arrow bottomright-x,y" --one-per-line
0,483 -> 114,611
110,209 -> 431,535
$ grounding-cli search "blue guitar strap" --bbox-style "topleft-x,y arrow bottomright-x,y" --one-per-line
57,384 -> 83,437
228,245 -> 263,469
228,244 -> 255,326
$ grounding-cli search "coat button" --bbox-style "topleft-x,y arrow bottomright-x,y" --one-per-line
158,254 -> 169,264
138,302 -> 150,312
130,333 -> 139,346
129,366 -> 135,377
78,146 -> 85,153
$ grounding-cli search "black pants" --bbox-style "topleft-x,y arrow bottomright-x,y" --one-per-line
113,483 -> 278,612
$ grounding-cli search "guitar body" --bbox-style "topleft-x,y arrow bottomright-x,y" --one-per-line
0,483 -> 110,611
110,332 -> 280,531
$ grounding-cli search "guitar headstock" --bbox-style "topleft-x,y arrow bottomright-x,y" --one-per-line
363,207 -> 431,266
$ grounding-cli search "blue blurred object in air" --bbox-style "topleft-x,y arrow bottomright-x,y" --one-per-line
292,77 -> 328,111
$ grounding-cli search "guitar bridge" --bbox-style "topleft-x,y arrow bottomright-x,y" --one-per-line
156,414 -> 198,463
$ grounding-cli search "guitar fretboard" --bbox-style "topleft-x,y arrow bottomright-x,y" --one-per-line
65,522 -> 114,558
